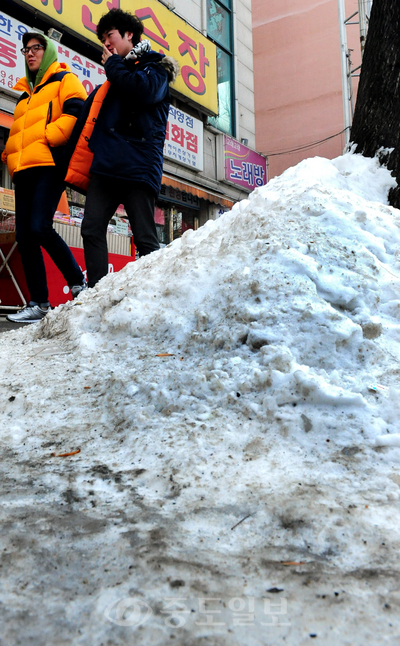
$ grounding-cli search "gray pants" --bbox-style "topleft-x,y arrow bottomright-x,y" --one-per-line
81,174 -> 160,287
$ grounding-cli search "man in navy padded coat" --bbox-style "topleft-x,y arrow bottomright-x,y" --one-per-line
73,9 -> 179,288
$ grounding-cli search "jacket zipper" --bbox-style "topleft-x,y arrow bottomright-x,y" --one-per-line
17,89 -> 33,171
46,101 -> 53,125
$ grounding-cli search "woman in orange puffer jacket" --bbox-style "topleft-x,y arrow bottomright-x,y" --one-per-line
2,32 -> 87,323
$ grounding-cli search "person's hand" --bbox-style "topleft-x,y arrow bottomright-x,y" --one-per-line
101,44 -> 117,65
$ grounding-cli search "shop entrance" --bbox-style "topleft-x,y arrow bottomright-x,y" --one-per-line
155,205 -> 200,246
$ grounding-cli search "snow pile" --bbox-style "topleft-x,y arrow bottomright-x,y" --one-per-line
29,152 -> 400,444
2,152 -> 400,644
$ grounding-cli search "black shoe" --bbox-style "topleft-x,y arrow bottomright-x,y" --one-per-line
70,280 -> 88,299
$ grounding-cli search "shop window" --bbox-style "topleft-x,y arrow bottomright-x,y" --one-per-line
182,212 -> 194,233
155,206 -> 167,245
209,48 -> 232,135
207,0 -> 231,50
65,186 -> 86,208
207,0 -> 234,136
216,0 -> 231,9
173,209 -> 183,239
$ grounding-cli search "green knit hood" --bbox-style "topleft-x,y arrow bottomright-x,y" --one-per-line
25,35 -> 58,90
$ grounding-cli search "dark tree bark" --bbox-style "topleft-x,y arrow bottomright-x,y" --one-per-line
350,0 -> 400,207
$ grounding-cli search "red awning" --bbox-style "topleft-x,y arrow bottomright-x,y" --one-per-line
0,111 -> 14,129
161,174 -> 234,208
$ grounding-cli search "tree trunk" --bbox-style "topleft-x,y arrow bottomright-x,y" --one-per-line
350,0 -> 400,208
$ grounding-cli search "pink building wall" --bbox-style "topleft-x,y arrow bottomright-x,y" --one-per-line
252,0 -> 362,179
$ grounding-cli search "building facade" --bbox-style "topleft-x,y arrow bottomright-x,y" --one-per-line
0,0 -> 263,251
252,0 -> 363,180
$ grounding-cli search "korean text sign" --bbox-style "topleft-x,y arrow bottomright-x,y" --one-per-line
224,136 -> 267,191
0,11 -> 105,95
16,0 -> 218,113
159,185 -> 200,210
164,105 -> 203,171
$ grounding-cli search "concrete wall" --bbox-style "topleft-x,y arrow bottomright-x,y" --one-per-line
252,0 -> 362,179
234,0 -> 255,148
171,0 -> 204,31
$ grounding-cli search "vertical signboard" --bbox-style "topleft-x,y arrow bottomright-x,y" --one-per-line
163,106 -> 203,171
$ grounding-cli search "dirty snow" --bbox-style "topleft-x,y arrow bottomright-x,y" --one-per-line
1,152 -> 400,645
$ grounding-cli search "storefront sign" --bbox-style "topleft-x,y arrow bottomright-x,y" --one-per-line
217,135 -> 267,192
159,184 -> 200,210
16,0 -> 218,114
0,11 -> 105,95
164,106 -> 203,171
114,217 -> 130,236
0,187 -> 15,211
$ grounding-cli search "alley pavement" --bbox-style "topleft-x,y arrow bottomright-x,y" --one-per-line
0,313 -> 23,333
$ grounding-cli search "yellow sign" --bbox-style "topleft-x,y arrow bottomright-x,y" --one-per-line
19,0 -> 218,114
0,188 -> 15,211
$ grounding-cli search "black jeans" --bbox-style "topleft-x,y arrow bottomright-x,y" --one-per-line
81,174 -> 160,288
15,167 -> 84,304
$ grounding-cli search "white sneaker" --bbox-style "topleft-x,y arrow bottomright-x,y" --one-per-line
7,304 -> 49,324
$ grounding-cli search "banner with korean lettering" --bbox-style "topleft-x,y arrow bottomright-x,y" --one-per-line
159,185 -> 200,210
222,136 -> 267,191
16,0 -> 218,114
164,106 -> 203,171
0,11 -> 105,96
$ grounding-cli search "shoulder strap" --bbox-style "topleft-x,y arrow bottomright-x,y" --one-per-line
34,71 -> 70,94
16,91 -> 29,105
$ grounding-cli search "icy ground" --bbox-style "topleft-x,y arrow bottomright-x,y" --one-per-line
1,152 -> 400,645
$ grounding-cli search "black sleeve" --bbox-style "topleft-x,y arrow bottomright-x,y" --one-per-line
104,55 -> 169,105
63,97 -> 85,118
